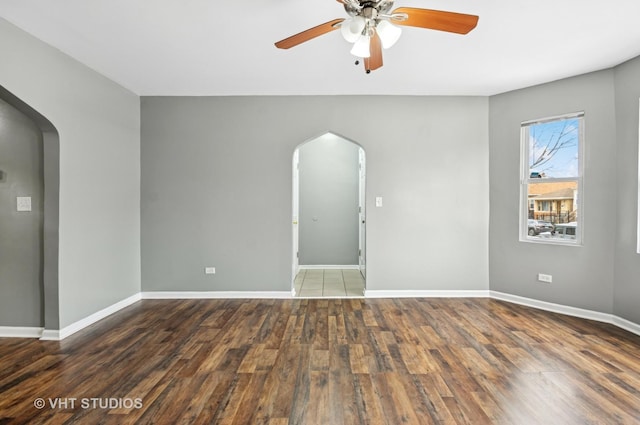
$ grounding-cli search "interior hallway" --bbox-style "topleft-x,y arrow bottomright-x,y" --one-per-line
294,269 -> 365,297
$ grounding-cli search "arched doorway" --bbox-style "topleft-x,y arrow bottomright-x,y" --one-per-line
292,132 -> 366,297
0,85 -> 59,335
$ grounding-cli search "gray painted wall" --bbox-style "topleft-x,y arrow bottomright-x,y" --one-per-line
299,134 -> 359,265
489,70 -> 618,313
613,56 -> 640,325
0,18 -> 141,329
141,96 -> 490,292
0,98 -> 44,327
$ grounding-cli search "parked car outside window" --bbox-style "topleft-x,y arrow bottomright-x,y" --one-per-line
527,219 -> 555,236
553,222 -> 577,240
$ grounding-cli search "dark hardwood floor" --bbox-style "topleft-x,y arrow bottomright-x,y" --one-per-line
1,298 -> 640,424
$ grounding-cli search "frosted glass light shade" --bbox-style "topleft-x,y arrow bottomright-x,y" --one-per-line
376,20 -> 402,49
350,35 -> 371,57
341,16 -> 366,43
351,35 -> 371,58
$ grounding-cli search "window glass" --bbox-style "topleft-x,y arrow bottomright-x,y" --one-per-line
529,118 -> 579,178
521,113 -> 583,244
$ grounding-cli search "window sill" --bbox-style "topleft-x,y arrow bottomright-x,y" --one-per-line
519,237 -> 582,247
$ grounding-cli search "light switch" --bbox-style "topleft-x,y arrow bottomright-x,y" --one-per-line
17,197 -> 32,212
375,197 -> 383,207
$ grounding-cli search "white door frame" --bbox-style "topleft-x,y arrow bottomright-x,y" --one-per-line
291,133 -> 366,293
358,147 -> 366,279
291,149 -> 300,294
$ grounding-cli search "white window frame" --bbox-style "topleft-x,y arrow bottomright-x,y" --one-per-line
519,112 -> 585,245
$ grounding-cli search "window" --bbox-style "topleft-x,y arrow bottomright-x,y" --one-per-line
520,112 -> 584,244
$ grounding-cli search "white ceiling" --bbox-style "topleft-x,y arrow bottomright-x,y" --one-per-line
1,0 -> 640,96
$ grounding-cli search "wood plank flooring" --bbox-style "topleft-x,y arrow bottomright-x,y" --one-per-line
1,298 -> 640,424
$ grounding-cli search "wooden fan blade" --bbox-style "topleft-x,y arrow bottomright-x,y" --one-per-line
391,7 -> 478,34
364,32 -> 383,73
275,19 -> 345,49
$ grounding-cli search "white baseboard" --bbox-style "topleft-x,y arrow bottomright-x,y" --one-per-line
365,289 -> 491,298
612,315 -> 640,336
40,293 -> 142,341
490,291 -> 640,337
299,265 -> 359,270
40,329 -> 60,340
490,291 -> 612,323
0,326 -> 44,338
6,289 -> 639,341
141,291 -> 293,299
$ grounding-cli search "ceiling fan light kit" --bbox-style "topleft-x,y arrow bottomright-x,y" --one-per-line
341,16 -> 366,43
375,19 -> 402,49
274,0 -> 479,73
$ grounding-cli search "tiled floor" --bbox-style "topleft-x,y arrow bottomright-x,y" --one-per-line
294,268 -> 365,297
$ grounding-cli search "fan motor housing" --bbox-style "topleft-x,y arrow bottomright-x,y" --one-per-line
344,0 -> 394,18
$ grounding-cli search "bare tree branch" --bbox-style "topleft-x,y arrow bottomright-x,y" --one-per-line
529,120 -> 577,171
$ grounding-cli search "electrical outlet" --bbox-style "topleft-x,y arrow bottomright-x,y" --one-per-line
538,273 -> 552,283
205,267 -> 216,275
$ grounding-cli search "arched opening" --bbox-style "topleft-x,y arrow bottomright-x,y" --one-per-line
0,85 -> 59,335
292,132 -> 366,298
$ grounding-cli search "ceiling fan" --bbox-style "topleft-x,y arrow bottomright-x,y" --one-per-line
275,0 -> 479,73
